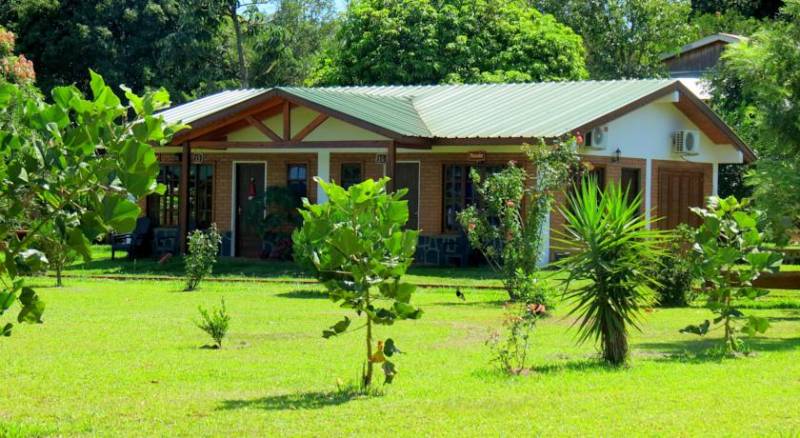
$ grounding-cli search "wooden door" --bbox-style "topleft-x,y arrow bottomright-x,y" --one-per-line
235,163 -> 266,257
395,162 -> 420,229
658,169 -> 704,228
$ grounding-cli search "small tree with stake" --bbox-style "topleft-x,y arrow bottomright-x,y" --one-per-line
292,177 -> 422,390
681,196 -> 783,354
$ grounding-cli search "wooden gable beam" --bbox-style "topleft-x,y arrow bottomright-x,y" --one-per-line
291,114 -> 329,142
245,115 -> 282,142
282,101 -> 291,140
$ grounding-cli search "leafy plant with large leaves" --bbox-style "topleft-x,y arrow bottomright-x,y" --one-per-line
680,196 -> 782,354
292,177 -> 422,389
0,70 -> 183,337
556,178 -> 667,366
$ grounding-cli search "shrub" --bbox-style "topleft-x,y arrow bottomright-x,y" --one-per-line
556,179 -> 667,366
653,224 -> 696,307
292,177 -> 422,389
184,224 -> 222,291
457,139 -> 580,303
195,298 -> 230,349
681,196 -> 783,354
487,300 -> 547,375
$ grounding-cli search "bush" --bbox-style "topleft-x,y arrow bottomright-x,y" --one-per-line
556,179 -> 667,366
653,224 -> 696,307
184,224 -> 222,291
195,298 -> 230,349
487,300 -> 547,375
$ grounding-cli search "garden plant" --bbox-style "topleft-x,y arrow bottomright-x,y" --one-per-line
184,224 -> 223,291
487,301 -> 547,375
0,42 -> 180,337
652,224 -> 696,307
458,139 -> 580,303
292,177 -> 422,389
681,196 -> 783,354
556,178 -> 667,366
195,298 -> 231,349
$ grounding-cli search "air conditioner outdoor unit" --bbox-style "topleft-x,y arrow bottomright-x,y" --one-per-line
585,126 -> 608,150
673,130 -> 700,155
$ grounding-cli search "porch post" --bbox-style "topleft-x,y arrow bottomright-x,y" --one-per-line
644,158 -> 653,229
712,163 -> 719,196
538,207 -> 551,267
386,140 -> 397,192
178,142 -> 190,253
316,150 -> 331,203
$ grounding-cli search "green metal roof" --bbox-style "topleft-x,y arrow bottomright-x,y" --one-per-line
160,79 -> 680,139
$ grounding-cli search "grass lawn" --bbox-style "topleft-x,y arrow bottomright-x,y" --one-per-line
1,276 -> 799,436
63,246 -> 508,288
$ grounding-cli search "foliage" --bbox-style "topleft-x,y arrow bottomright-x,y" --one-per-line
0,70 -> 180,337
534,0 -> 693,79
711,1 -> 800,241
458,140 -> 580,303
556,179 -> 667,366
652,224 -> 696,307
680,196 -> 782,353
292,177 -> 422,388
245,186 -> 303,260
487,301 -> 547,375
312,0 -> 587,86
0,1 -> 237,102
690,0 -> 784,18
0,26 -> 34,84
184,224 -> 223,291
195,297 -> 231,349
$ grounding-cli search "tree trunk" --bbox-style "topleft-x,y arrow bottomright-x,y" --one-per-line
363,291 -> 374,389
55,265 -> 62,288
602,314 -> 628,366
229,2 -> 249,88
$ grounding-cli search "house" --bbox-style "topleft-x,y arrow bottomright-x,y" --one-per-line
661,33 -> 748,99
148,79 -> 753,265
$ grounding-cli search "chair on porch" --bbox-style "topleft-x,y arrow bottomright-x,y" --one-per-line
110,217 -> 152,260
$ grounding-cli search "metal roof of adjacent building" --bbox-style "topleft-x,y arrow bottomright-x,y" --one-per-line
660,33 -> 747,61
159,79 -> 680,140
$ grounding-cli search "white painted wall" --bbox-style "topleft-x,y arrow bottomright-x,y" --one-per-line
316,150 -> 330,203
582,101 -> 743,164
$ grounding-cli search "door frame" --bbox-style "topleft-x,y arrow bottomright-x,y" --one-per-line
230,160 -> 268,257
397,160 -> 421,229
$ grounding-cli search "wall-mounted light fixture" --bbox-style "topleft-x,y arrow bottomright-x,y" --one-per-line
612,147 -> 621,163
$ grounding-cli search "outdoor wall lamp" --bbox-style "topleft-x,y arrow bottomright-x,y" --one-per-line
612,147 -> 621,163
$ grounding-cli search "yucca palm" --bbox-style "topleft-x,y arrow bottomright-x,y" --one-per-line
555,178 -> 667,366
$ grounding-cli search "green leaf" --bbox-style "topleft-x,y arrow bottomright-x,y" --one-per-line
1,323 -> 12,337
383,338 -> 402,357
322,316 -> 351,338
382,360 -> 397,384
17,287 -> 45,324
102,196 -> 141,233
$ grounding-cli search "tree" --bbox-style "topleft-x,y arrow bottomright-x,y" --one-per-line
534,0 -> 693,79
0,64 -> 182,336
312,0 -> 587,86
556,179 -> 667,366
710,0 -> 800,240
292,178 -> 422,389
457,140 -> 580,303
0,0 -> 235,102
690,0 -> 784,18
681,196 -> 782,354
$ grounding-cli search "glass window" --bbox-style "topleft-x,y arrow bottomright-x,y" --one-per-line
340,163 -> 362,189
287,164 -> 308,199
442,164 -> 504,232
147,164 -> 214,230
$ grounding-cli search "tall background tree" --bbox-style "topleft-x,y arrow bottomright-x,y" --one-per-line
533,0 -> 693,79
0,0 -> 337,101
311,0 -> 588,86
709,0 -> 800,241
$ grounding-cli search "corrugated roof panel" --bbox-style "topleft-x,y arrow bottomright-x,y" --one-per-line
158,89 -> 268,124
158,80 -> 680,140
278,87 -> 431,137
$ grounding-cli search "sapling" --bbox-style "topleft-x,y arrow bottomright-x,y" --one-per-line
184,224 -> 222,291
195,298 -> 230,349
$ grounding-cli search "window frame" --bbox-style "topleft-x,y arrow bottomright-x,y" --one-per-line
340,162 -> 363,189
286,162 -> 309,200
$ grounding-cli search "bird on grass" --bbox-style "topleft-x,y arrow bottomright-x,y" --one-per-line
456,287 -> 466,301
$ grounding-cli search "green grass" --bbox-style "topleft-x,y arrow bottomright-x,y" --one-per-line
64,245 -> 507,288
1,277 -> 799,436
